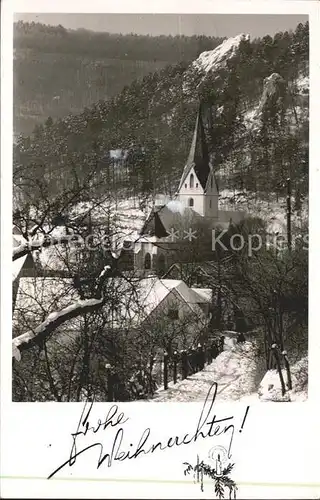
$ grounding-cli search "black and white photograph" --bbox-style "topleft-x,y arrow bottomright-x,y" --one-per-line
12,12 -> 309,404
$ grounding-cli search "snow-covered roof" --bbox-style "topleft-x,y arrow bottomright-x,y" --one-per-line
101,277 -> 211,327
13,275 -> 210,342
135,278 -> 210,318
191,288 -> 212,303
12,226 -> 28,281
140,202 -> 204,239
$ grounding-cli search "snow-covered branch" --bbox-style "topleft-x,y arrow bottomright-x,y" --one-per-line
13,235 -> 75,261
12,262 -> 113,360
12,297 -> 105,360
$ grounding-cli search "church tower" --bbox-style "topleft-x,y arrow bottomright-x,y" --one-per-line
177,104 -> 218,221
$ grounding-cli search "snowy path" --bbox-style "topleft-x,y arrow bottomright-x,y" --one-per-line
150,342 -> 263,402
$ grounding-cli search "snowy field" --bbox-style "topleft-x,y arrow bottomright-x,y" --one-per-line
73,188 -> 307,245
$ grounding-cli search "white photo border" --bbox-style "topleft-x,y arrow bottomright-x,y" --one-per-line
1,1 -> 320,498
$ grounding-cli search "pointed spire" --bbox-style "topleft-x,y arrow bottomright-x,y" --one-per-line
178,103 -> 211,191
186,103 -> 209,168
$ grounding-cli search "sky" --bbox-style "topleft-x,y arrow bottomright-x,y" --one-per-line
14,13 -> 308,39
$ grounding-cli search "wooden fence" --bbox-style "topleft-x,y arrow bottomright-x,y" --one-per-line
106,337 -> 225,401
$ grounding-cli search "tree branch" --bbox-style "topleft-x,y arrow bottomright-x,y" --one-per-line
13,235 -> 78,261
12,264 -> 112,359
12,297 -> 104,359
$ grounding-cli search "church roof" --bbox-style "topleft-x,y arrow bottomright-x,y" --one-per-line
140,208 -> 169,238
178,105 -> 212,191
139,203 -> 204,238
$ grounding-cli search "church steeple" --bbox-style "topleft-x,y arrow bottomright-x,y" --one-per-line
177,103 -> 219,219
178,103 -> 211,192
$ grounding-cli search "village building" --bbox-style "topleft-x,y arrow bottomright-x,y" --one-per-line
12,103 -> 248,352
114,277 -> 212,330
13,275 -> 213,350
131,105 -> 246,275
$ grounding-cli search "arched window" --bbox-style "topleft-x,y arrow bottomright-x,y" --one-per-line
189,198 -> 194,207
190,173 -> 194,188
209,199 -> 212,208
196,182 -> 199,188
144,253 -> 151,270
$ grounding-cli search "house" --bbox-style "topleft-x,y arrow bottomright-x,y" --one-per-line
130,277 -> 212,326
163,261 -> 252,334
98,276 -> 212,328
132,104 -> 246,275
106,277 -> 213,351
13,275 -> 213,352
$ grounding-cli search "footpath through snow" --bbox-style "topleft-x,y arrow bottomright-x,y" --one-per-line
150,341 -> 308,402
151,342 -> 264,402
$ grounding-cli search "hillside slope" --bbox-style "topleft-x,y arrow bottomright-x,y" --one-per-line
14,21 -> 223,136
14,22 -> 309,239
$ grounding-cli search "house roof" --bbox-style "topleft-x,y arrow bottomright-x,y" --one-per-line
130,278 -> 211,322
140,209 -> 169,238
101,277 -> 212,327
191,288 -> 213,302
13,226 -> 29,281
13,276 -> 212,340
163,261 -> 217,278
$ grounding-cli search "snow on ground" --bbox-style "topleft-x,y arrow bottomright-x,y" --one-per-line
243,107 -> 259,128
97,185 -> 306,243
219,188 -> 308,235
258,355 -> 308,402
193,34 -> 250,74
71,196 -> 152,242
71,197 -> 151,228
242,71 -> 308,134
295,74 -> 309,94
150,341 -> 264,402
148,340 -> 307,403
35,197 -> 152,270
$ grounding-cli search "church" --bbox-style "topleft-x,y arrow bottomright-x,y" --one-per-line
129,104 -> 246,275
